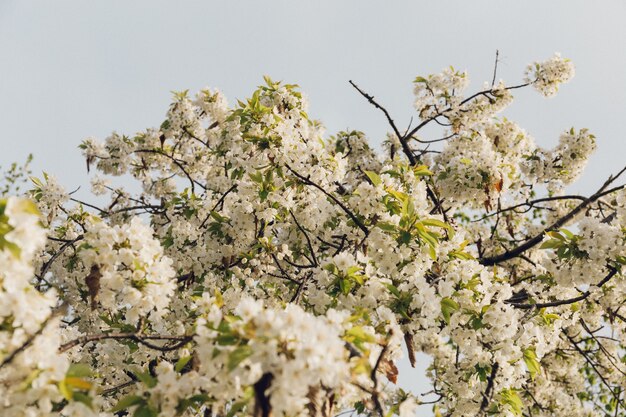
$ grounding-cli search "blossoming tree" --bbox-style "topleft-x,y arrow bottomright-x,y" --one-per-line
1,53 -> 625,417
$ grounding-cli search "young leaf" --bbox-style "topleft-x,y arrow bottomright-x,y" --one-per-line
364,170 -> 382,187
522,347 -> 541,380
111,395 -> 145,413
441,297 -> 459,324
175,356 -> 193,373
228,345 -> 253,371
499,389 -> 523,416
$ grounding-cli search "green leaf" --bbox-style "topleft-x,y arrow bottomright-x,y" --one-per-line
133,370 -> 157,388
226,399 -> 248,417
386,284 -> 401,298
559,228 -> 575,239
440,297 -> 459,324
499,389 -> 523,416
539,239 -> 561,249
64,377 -> 92,391
17,369 -> 42,391
346,265 -> 362,276
73,392 -> 93,409
523,347 -> 541,380
474,364 -> 490,382
58,379 -> 72,401
376,222 -> 396,232
210,210 -> 228,223
386,188 -> 408,203
175,356 -> 193,373
354,401 -> 366,414
421,218 -> 450,230
248,172 -> 263,183
364,170 -> 382,187
449,250 -> 474,260
398,230 -> 412,245
546,231 -> 565,241
176,394 -> 211,415
351,273 -> 365,285
412,166 -> 433,177
416,227 -> 438,248
228,345 -> 253,371
344,326 -> 376,350
469,315 -> 483,330
540,310 -> 560,326
263,75 -> 275,87
401,196 -> 415,218
345,326 -> 376,342
556,245 -> 569,259
67,363 -> 92,378
111,395 -> 145,412
134,404 -> 158,417
0,238 -> 21,258
428,245 -> 437,261
339,277 -> 352,295
216,333 -> 238,346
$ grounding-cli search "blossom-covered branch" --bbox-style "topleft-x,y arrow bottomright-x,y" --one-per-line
1,54 -> 625,417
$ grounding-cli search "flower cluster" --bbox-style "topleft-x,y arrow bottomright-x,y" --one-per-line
78,216 -> 176,324
524,53 -> 575,97
413,67 -> 469,120
193,298 -> 351,417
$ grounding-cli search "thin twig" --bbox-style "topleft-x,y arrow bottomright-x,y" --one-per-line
0,306 -> 64,369
508,267 -> 617,309
491,50 -> 500,88
480,169 -> 625,266
59,332 -> 193,353
286,164 -> 369,237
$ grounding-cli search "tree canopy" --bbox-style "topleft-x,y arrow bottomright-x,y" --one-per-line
1,53 -> 625,417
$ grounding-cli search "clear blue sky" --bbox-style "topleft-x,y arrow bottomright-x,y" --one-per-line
1,0 -> 625,408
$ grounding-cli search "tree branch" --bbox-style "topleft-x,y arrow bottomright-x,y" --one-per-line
480,169 -> 625,266
285,164 -> 369,237
349,80 -> 403,141
0,306 -> 64,369
477,362 -> 499,416
59,332 -> 192,353
508,266 -> 618,309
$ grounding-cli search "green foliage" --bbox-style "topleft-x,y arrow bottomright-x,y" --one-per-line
386,283 -> 414,321
325,263 -> 367,296
375,180 -> 451,260
499,389 -> 523,416
58,363 -> 94,409
522,347 -> 541,380
0,154 -> 33,196
540,229 -> 587,260
343,326 -> 376,351
440,297 -> 459,324
228,345 -> 253,371
112,394 -> 158,417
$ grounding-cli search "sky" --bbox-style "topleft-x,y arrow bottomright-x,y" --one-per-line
1,0 -> 625,411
